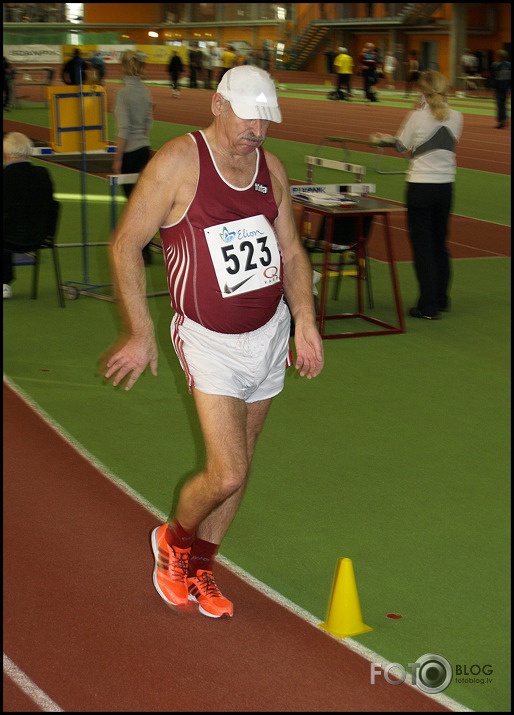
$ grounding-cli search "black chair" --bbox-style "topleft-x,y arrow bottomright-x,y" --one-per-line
306,215 -> 374,309
5,199 -> 65,308
32,199 -> 65,307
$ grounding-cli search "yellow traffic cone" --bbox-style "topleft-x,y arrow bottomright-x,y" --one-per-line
319,558 -> 373,639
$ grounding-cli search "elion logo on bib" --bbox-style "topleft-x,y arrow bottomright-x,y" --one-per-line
254,182 -> 268,194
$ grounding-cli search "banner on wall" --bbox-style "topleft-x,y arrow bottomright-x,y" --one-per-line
4,45 -> 62,63
62,45 -> 98,62
136,45 -> 173,64
95,45 -> 136,63
5,44 -> 191,66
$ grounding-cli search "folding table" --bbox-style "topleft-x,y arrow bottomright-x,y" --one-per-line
293,195 -> 406,339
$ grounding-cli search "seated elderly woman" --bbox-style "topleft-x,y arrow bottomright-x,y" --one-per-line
3,132 -> 55,299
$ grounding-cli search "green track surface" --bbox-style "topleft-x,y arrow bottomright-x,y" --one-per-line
3,98 -> 511,712
6,105 -> 510,226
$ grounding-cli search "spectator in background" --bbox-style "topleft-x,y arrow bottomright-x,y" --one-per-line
383,51 -> 397,90
359,42 -> 379,102
189,45 -> 200,88
460,48 -> 479,93
333,47 -> 354,100
259,43 -> 271,72
112,51 -> 154,265
202,47 -> 214,90
491,49 -> 511,129
474,50 -> 483,76
460,48 -> 478,76
404,49 -> 420,97
90,52 -> 106,85
195,47 -> 204,87
370,71 -> 463,319
168,51 -> 183,97
245,50 -> 257,66
3,55 -> 13,110
62,48 -> 90,86
210,46 -> 223,82
324,46 -> 336,74
219,45 -> 237,82
3,132 -> 55,299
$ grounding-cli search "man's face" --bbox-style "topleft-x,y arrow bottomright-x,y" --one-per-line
218,99 -> 271,155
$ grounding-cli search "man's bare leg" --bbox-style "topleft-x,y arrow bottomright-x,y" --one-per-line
173,390 -> 272,541
194,395 -> 272,543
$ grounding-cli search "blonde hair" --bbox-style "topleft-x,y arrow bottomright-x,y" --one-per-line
121,50 -> 144,77
418,70 -> 450,121
3,132 -> 33,159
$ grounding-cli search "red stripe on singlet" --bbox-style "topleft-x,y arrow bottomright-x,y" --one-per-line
172,314 -> 195,392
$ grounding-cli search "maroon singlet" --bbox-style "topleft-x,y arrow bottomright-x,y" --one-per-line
159,130 -> 283,334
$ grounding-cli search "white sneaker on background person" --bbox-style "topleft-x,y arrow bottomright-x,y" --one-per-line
3,284 -> 13,299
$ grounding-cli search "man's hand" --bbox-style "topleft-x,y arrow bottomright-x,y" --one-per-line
99,333 -> 158,391
293,321 -> 324,379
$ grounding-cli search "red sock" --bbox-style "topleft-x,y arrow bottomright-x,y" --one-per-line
165,519 -> 195,550
188,538 -> 219,577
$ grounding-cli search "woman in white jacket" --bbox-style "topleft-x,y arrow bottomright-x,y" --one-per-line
371,71 -> 463,319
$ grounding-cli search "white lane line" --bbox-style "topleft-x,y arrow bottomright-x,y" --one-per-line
3,653 -> 65,712
3,375 -> 472,712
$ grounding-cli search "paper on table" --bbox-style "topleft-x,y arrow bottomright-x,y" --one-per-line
295,192 -> 358,207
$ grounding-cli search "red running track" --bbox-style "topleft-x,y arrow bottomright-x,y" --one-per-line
3,383 -> 453,712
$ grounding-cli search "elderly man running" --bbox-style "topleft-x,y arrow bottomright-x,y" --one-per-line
101,66 -> 324,619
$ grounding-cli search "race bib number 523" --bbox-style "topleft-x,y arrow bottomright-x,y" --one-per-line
203,214 -> 281,298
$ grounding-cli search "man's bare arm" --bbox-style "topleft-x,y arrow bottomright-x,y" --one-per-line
267,151 -> 324,379
102,137 -> 193,389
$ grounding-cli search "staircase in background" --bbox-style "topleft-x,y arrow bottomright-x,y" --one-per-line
288,22 -> 328,71
288,3 -> 443,70
398,3 -> 443,24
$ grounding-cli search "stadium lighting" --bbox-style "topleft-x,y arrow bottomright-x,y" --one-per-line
65,3 -> 84,24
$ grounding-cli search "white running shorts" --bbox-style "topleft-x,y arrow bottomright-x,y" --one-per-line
171,299 -> 292,403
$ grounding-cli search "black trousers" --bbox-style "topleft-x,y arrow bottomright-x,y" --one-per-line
120,146 -> 150,200
362,70 -> 377,101
121,146 -> 152,261
495,88 -> 508,123
337,73 -> 352,97
407,182 -> 453,315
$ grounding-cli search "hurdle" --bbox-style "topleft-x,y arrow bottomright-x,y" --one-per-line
316,136 -> 407,175
31,148 -> 167,301
31,144 -> 117,299
305,156 -> 366,184
11,66 -> 54,108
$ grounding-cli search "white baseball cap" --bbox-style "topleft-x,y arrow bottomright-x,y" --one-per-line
217,65 -> 282,123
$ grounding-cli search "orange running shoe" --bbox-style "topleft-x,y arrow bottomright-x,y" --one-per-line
187,570 -> 234,618
151,524 -> 190,609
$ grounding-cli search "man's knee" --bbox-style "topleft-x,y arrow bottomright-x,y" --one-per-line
207,463 -> 248,502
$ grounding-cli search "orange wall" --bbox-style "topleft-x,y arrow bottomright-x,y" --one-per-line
82,2 -> 510,73
84,3 -> 161,24
494,3 -> 511,47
